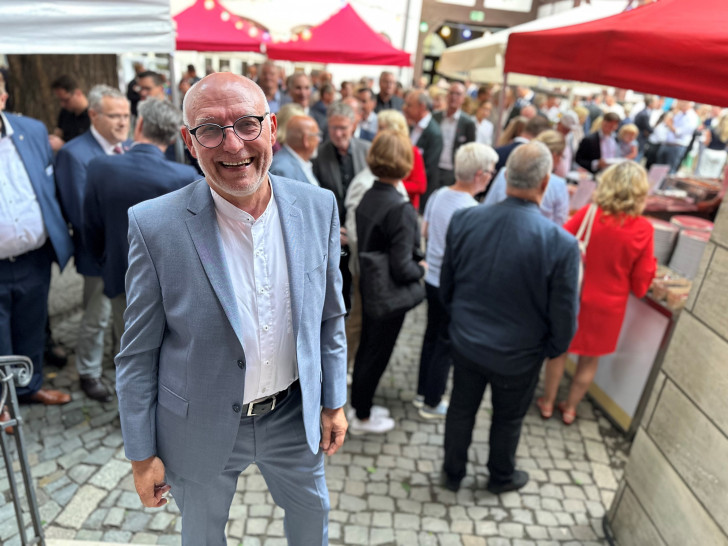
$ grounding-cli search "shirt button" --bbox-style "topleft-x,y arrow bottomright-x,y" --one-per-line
232,403 -> 241,413
265,360 -> 270,366
263,325 -> 269,331
237,359 -> 244,369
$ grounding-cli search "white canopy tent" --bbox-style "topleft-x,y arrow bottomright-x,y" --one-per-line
437,2 -> 626,84
0,0 -> 174,54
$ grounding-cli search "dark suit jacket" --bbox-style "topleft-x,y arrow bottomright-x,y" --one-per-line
313,138 -> 370,222
270,145 -> 316,185
357,127 -> 375,142
82,144 -> 199,298
441,197 -> 579,374
494,140 -> 525,173
575,132 -> 602,173
414,117 -> 444,211
310,105 -> 328,141
433,111 -> 477,168
55,130 -> 131,275
5,113 -> 73,268
375,94 -> 404,113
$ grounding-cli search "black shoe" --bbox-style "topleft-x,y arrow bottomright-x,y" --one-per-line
486,470 -> 529,494
44,344 -> 68,368
439,471 -> 462,492
81,377 -> 113,403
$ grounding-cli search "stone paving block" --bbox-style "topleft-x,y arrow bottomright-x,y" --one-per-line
75,529 -> 104,541
121,510 -> 152,532
88,458 -> 131,490
56,484 -> 106,528
50,482 -> 78,507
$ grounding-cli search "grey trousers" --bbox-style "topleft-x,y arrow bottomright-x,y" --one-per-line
165,386 -> 329,546
76,275 -> 111,379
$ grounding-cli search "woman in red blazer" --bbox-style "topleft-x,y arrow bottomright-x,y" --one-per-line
538,161 -> 657,424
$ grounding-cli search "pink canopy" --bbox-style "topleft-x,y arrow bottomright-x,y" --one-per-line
266,4 -> 410,66
175,0 -> 264,52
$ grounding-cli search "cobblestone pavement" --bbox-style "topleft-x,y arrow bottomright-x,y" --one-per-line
1,264 -> 630,546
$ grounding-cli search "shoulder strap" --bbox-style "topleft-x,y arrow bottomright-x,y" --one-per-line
575,204 -> 598,250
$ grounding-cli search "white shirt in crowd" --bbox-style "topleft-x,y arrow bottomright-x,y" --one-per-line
665,109 -> 700,147
410,112 -> 432,148
476,118 -> 494,146
0,112 -> 48,260
438,109 -> 461,171
211,185 -> 298,404
283,144 -> 319,186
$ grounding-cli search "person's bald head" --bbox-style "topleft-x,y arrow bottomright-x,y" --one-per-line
183,72 -> 267,127
285,115 -> 321,161
506,140 -> 552,198
520,104 -> 537,119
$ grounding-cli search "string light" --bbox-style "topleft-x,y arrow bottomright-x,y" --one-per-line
204,0 -> 214,9
249,27 -> 259,38
462,28 -> 472,39
301,29 -> 312,40
220,11 -> 230,21
235,20 -> 244,30
419,22 -> 429,33
440,26 -> 451,38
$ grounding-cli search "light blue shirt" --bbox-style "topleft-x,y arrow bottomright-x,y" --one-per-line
483,167 -> 569,226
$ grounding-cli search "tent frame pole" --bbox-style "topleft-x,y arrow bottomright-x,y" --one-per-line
168,52 -> 185,164
494,72 -> 509,145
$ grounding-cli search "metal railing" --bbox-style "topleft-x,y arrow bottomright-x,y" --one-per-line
0,355 -> 45,546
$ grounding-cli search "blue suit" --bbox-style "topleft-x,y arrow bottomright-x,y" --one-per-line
83,143 -> 199,299
116,175 -> 346,544
1,113 -> 73,396
270,145 -> 317,185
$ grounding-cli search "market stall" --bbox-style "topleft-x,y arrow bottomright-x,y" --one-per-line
174,0 -> 265,52
503,0 -> 728,436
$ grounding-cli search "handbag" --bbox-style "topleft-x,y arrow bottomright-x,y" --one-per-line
574,203 -> 598,294
358,250 -> 425,320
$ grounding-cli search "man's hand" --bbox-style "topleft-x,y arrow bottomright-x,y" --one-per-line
340,227 -> 349,247
48,134 -> 65,152
320,407 -> 347,456
131,456 -> 170,508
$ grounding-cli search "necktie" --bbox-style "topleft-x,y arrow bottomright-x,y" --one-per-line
113,145 -> 123,155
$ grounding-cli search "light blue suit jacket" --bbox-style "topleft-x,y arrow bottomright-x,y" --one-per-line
270,145 -> 317,185
116,175 -> 347,484
5,113 -> 73,268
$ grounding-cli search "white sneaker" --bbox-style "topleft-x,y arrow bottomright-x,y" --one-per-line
419,400 -> 449,420
348,415 -> 396,435
347,406 -> 389,422
412,395 -> 425,409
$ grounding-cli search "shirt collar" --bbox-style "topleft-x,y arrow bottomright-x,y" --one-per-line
417,112 -> 432,129
210,181 -> 275,225
0,112 -> 14,138
283,144 -> 311,168
90,124 -> 117,154
445,109 -> 462,122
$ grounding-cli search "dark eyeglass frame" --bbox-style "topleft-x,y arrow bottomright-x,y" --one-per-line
187,113 -> 270,148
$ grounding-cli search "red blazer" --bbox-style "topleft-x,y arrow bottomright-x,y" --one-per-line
403,145 -> 427,211
564,205 -> 656,355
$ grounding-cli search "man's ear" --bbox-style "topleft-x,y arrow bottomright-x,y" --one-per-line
181,126 -> 197,158
540,173 -> 550,193
134,117 -> 144,141
269,113 -> 278,147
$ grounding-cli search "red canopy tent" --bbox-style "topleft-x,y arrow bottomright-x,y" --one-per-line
266,4 -> 410,66
174,0 -> 265,52
504,0 -> 728,107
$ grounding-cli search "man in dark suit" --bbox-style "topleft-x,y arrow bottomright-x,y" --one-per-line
575,111 -> 620,174
82,98 -> 198,354
55,84 -> 131,402
270,115 -> 321,185
0,79 -> 74,417
440,141 -> 580,494
310,83 -> 335,140
404,90 -> 443,212
433,83 -> 476,188
341,96 -> 375,142
374,71 -> 403,113
313,101 -> 370,311
493,115 -> 551,173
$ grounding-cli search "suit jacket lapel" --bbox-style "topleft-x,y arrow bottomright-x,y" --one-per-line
184,182 -> 244,348
271,177 -> 303,340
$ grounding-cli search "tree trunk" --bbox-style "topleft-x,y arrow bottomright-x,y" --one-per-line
6,54 -> 118,132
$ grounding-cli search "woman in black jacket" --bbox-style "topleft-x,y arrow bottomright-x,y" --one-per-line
349,130 -> 426,435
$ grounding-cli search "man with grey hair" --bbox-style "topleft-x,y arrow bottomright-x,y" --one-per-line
82,99 -> 198,353
55,84 -> 131,402
313,100 -> 370,311
403,89 -> 443,211
416,143 -> 498,420
439,141 -> 580,494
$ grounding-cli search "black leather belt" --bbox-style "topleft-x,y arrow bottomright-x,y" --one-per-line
242,380 -> 298,417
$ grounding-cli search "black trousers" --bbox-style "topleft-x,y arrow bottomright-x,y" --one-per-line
417,282 -> 451,407
443,349 -> 540,485
350,311 -> 406,420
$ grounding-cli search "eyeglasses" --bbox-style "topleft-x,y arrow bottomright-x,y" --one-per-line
188,113 -> 270,149
100,113 -> 131,121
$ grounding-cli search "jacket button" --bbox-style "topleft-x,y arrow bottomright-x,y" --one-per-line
237,359 -> 244,369
232,404 -> 241,413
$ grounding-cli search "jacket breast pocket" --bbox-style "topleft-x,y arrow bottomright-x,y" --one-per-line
158,384 -> 189,418
305,254 -> 327,283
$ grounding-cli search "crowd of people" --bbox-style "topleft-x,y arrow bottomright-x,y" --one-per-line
1,59 -> 726,544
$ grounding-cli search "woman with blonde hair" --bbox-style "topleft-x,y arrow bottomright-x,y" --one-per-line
537,161 -> 656,424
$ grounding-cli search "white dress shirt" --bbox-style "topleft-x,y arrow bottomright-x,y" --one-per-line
283,144 -> 319,186
476,118 -> 494,146
0,112 -> 48,259
360,111 -> 378,135
438,109 -> 461,170
211,185 -> 298,404
410,112 -> 432,148
90,125 -> 119,155
666,109 -> 700,147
